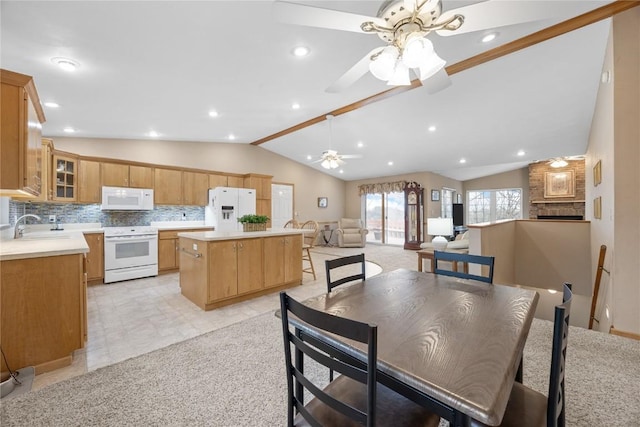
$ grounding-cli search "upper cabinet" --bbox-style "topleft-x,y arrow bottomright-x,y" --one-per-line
52,153 -> 77,201
0,69 -> 46,197
244,174 -> 272,223
154,168 -> 182,205
101,162 -> 153,188
182,171 -> 208,206
78,159 -> 101,203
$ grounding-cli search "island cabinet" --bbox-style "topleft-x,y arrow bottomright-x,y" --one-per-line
158,228 -> 213,273
1,253 -> 86,374
263,234 -> 302,289
178,230 -> 303,311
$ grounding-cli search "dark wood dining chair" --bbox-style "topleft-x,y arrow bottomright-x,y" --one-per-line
472,283 -> 573,427
325,253 -> 366,293
433,251 -> 495,283
279,292 -> 440,427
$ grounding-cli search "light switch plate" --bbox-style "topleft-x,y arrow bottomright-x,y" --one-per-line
49,215 -> 56,223
192,243 -> 198,251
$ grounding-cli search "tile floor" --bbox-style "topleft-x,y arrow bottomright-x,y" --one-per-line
31,245 -> 589,391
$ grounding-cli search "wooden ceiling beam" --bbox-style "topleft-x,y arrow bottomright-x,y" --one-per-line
251,0 -> 639,146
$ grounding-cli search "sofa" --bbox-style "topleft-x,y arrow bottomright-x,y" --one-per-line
336,218 -> 368,248
420,231 -> 469,250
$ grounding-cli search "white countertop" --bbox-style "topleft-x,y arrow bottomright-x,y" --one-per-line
178,228 -> 307,241
0,231 -> 90,261
150,221 -> 212,230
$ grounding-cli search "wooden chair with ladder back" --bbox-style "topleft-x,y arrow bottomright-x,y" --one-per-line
434,251 -> 495,284
300,220 -> 319,280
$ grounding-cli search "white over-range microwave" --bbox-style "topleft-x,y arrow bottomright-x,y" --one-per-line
101,186 -> 154,211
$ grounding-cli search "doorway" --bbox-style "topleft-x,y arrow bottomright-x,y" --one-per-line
271,183 -> 294,228
363,192 -> 405,245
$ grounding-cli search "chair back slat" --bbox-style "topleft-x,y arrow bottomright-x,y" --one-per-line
280,292 -> 378,427
547,283 -> 572,427
433,251 -> 495,283
301,220 -> 319,248
325,253 -> 366,292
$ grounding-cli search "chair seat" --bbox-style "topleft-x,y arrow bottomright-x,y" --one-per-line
302,243 -> 311,249
295,375 -> 440,427
470,382 -> 547,427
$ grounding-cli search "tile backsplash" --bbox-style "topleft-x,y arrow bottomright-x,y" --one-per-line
8,201 -> 204,227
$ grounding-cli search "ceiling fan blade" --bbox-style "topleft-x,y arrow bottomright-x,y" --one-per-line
326,47 -> 383,93
340,154 -> 363,159
435,0 -> 584,37
273,1 -> 386,34
422,68 -> 451,95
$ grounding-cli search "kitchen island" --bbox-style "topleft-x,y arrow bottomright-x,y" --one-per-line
177,228 -> 305,310
0,232 -> 89,375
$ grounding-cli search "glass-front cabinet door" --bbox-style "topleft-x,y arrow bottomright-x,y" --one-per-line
404,181 -> 423,250
52,154 -> 77,201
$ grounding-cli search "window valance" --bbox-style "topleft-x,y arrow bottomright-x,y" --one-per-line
358,181 -> 406,195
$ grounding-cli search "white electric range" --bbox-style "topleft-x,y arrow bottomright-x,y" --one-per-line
103,226 -> 158,283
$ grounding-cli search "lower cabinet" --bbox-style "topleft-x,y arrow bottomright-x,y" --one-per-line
264,234 -> 302,289
0,254 -> 85,374
84,232 -> 104,284
178,233 -> 301,311
159,228 -> 212,273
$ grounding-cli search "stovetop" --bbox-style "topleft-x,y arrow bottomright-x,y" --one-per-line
103,226 -> 158,237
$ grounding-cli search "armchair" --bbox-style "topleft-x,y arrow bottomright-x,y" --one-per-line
336,218 -> 368,248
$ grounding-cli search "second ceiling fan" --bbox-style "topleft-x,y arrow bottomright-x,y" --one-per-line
273,0 -> 577,93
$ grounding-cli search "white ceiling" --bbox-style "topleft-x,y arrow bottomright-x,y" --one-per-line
0,1 -> 612,181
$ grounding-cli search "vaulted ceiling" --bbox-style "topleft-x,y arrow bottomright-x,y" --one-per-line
1,1 -> 626,181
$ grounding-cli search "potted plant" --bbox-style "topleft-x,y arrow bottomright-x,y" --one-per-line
237,214 -> 269,232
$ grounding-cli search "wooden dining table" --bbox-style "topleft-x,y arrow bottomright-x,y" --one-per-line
292,268 -> 539,426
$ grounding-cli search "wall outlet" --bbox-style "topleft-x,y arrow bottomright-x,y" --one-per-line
49,215 -> 56,223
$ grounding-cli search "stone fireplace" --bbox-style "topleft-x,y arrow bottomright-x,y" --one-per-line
529,159 -> 585,219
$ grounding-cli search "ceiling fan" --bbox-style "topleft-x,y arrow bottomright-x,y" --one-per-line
312,115 -> 362,169
273,0 -> 576,93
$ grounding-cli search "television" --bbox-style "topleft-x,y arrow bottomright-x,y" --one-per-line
453,203 -> 464,226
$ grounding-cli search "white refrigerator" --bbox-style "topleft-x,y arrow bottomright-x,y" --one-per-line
205,187 -> 256,232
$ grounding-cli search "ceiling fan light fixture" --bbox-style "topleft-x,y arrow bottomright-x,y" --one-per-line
387,60 -> 411,86
369,46 -> 399,81
402,36 -> 434,69
417,51 -> 446,80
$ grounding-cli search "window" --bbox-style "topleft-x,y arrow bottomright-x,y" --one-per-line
467,189 -> 522,224
441,188 -> 454,218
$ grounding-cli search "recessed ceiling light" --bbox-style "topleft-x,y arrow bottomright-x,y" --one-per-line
388,161 -> 393,166
428,125 -> 436,132
148,131 -> 159,138
517,150 -> 526,156
291,103 -> 300,110
44,102 -> 60,108
306,155 -> 312,160
228,134 -> 236,140
357,141 -> 364,148
208,110 -> 219,118
547,289 -> 558,294
459,158 -> 466,164
292,46 -> 310,57
63,127 -> 75,133
51,57 -> 79,72
339,170 -> 344,174
481,32 -> 498,43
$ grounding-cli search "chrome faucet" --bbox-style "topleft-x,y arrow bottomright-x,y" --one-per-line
14,214 -> 41,239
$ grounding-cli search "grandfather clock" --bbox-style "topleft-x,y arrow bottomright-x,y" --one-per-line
404,181 -> 424,250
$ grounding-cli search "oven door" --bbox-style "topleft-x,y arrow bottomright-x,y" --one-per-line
104,234 -> 158,270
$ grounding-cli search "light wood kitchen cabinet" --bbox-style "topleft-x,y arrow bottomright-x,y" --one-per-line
1,253 -> 85,374
154,168 -> 183,205
159,228 -> 212,273
209,174 -> 227,189
227,175 -> 244,188
84,232 -> 104,284
191,238 -> 263,303
79,160 -> 101,203
1,69 -> 45,197
244,173 -> 273,225
101,162 -> 154,188
264,234 -> 302,289
52,153 -> 77,201
182,171 -> 209,206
